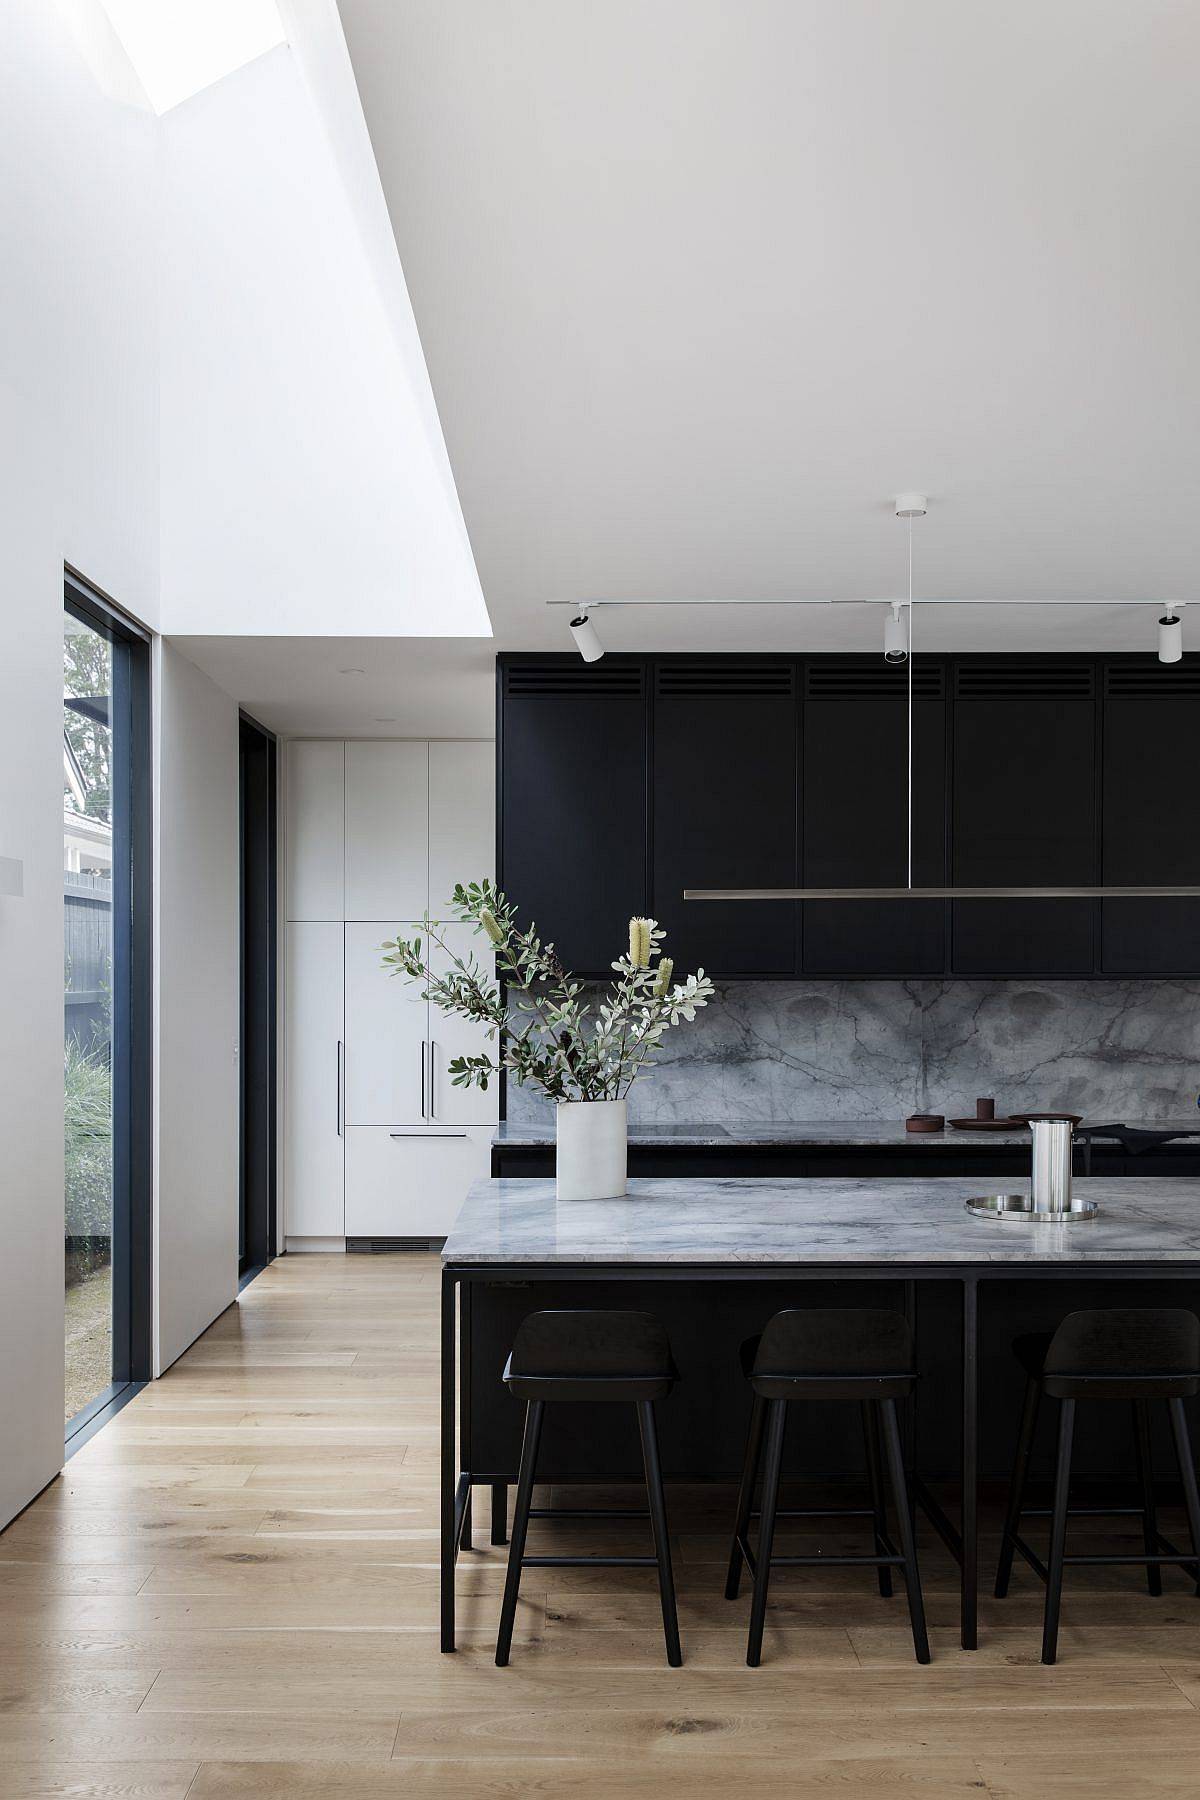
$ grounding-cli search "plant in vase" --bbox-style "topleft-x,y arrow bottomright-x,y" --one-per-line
380,883 -> 714,1200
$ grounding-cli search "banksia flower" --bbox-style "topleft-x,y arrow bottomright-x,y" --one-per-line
628,917 -> 652,968
654,957 -> 674,998
480,907 -> 505,945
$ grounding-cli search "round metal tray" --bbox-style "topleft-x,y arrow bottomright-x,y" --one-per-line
965,1193 -> 1099,1224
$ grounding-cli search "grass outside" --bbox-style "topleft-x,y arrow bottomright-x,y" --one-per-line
64,1263 -> 111,1423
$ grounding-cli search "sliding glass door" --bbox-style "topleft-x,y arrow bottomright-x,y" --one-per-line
63,576 -> 151,1438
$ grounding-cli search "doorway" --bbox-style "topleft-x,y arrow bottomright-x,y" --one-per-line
239,713 -> 278,1279
63,574 -> 152,1441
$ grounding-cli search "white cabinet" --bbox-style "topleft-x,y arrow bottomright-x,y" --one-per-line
429,741 -> 494,912
344,923 -> 426,1125
345,1127 -> 492,1237
343,922 -> 498,1128
283,923 -> 344,1236
427,924 -> 498,1126
284,737 -> 496,1243
345,742 -> 428,919
285,742 -> 344,919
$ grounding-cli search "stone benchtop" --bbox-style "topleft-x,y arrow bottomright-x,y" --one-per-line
443,1175 -> 1200,1266
491,1119 -> 1200,1150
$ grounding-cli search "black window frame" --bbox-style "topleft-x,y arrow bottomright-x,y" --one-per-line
64,569 -> 153,1448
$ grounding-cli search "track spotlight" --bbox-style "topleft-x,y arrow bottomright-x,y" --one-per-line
884,602 -> 908,665
568,612 -> 604,662
1158,606 -> 1183,664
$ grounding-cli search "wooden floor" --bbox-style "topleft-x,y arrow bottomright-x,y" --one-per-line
4,1255 -> 1200,1796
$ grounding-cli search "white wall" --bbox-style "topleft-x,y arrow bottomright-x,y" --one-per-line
154,642 -> 241,1374
0,2 -> 161,1528
158,41 -> 490,642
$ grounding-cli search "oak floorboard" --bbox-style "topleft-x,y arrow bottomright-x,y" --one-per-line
3,1249 -> 1196,1799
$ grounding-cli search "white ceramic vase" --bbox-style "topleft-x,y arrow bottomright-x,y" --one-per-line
555,1098 -> 628,1202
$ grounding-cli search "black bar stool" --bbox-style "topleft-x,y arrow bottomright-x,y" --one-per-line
495,1309 -> 681,1667
724,1308 -> 930,1666
994,1308 -> 1200,1664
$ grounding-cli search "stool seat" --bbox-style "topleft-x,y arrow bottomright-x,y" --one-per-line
1022,1310 -> 1200,1399
742,1308 -> 916,1400
503,1310 -> 676,1402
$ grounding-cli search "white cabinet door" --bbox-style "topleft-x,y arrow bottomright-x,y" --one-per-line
345,742 -> 428,919
345,1127 -> 492,1236
284,741 -> 344,919
344,923 -> 427,1125
427,924 -> 499,1126
428,741 -> 494,916
283,923 -> 344,1235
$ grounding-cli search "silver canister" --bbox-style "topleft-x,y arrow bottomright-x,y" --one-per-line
1029,1117 -> 1074,1213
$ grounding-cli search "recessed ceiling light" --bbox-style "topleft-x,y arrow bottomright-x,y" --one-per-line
97,0 -> 286,115
374,716 -> 398,723
338,667 -> 366,676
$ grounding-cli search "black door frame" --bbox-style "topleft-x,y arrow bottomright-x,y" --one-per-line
64,570 -> 153,1446
238,712 -> 278,1281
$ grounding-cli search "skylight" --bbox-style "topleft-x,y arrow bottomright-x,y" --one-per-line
98,0 -> 287,114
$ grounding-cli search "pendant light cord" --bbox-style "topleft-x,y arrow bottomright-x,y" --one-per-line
907,515 -> 914,890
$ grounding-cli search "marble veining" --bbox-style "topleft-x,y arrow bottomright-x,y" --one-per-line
443,1176 -> 1200,1266
503,978 -> 1200,1127
492,1118 -> 1200,1149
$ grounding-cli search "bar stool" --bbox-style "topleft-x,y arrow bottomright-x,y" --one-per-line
495,1309 -> 681,1667
994,1308 -> 1200,1664
724,1308 -> 929,1665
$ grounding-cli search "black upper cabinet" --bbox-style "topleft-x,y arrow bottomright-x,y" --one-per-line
651,661 -> 797,976
1101,657 -> 1200,973
499,659 -> 648,976
498,653 -> 1200,981
950,660 -> 1098,974
801,660 -> 947,975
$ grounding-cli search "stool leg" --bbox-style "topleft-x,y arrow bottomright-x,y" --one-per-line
995,1375 -> 1042,1599
879,1398 -> 930,1664
746,1399 -> 787,1667
495,1400 -> 544,1667
637,1400 -> 682,1667
1167,1399 -> 1200,1596
1133,1401 -> 1162,1597
725,1392 -> 766,1600
490,1483 -> 508,1546
1041,1398 -> 1076,1665
862,1401 -> 893,1599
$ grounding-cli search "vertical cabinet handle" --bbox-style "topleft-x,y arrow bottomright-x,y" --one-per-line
420,1042 -> 427,1120
430,1040 -> 437,1120
336,1039 -> 344,1136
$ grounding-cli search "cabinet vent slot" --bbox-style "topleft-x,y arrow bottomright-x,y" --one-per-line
955,663 -> 1095,699
506,664 -> 644,697
656,663 -> 794,697
805,662 -> 944,699
1105,659 -> 1200,697
347,1236 -> 447,1254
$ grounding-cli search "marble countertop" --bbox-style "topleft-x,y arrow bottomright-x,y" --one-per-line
491,1119 -> 1200,1150
443,1175 -> 1200,1266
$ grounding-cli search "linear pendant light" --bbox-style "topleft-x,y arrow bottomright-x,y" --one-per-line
684,496 -> 1200,903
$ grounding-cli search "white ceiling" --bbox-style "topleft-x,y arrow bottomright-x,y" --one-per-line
184,0 -> 1200,730
332,0 -> 1200,668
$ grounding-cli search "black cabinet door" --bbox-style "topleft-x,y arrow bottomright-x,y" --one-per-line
1101,657 -> 1200,973
651,661 -> 797,976
499,659 -> 648,977
950,661 -> 1098,974
801,660 -> 947,974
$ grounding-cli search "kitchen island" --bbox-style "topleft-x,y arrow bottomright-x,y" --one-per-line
441,1174 -> 1200,1654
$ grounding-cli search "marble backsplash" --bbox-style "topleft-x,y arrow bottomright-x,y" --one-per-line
504,979 -> 1200,1126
